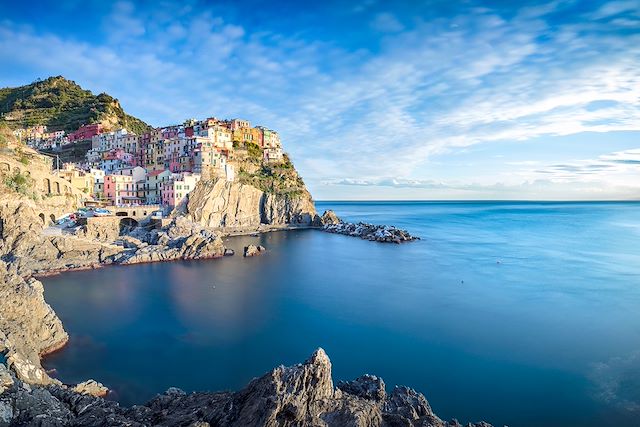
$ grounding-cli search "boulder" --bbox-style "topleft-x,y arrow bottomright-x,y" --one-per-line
243,244 -> 266,257
72,379 -> 108,397
320,210 -> 341,225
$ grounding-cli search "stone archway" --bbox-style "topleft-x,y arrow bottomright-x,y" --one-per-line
55,181 -> 61,195
0,162 -> 10,172
119,217 -> 139,233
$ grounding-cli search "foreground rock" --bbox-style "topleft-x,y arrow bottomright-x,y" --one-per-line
0,349 -> 490,427
324,222 -> 419,243
244,244 -> 266,257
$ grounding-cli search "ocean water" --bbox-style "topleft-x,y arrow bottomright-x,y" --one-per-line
41,201 -> 640,426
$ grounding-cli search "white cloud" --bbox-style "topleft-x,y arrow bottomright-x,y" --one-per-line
0,1 -> 639,199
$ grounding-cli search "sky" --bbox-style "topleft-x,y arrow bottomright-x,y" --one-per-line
0,0 -> 639,200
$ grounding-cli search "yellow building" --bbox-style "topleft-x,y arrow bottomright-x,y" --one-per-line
57,164 -> 95,196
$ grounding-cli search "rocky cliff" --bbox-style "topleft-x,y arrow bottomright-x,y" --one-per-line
183,149 -> 319,229
184,178 -> 318,229
0,262 -> 68,387
0,349 -> 491,427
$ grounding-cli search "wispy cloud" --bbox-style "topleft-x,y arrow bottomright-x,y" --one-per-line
0,0 -> 638,199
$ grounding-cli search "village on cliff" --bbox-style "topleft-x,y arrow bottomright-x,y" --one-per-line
14,117 -> 284,212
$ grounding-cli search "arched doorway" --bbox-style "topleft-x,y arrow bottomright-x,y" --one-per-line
50,214 -> 56,224
39,213 -> 45,224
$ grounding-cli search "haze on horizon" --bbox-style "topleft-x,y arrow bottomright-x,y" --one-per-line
0,0 -> 639,201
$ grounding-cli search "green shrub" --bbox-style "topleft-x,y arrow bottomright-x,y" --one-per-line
3,170 -> 36,198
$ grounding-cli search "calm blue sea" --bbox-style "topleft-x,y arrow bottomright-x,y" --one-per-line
42,201 -> 640,426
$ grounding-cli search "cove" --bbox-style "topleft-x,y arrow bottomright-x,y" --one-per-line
42,201 -> 640,427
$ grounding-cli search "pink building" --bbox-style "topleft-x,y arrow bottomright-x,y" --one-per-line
68,124 -> 102,142
104,174 -> 135,205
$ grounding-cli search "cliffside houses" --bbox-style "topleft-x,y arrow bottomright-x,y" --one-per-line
27,117 -> 284,209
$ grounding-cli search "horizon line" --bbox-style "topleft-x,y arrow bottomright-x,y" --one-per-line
315,199 -> 640,203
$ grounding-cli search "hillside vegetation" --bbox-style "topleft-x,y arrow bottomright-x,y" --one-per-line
0,76 -> 151,134
234,142 -> 307,196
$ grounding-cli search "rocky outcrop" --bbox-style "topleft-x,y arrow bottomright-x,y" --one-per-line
0,349 -> 491,427
0,262 -> 67,386
324,222 -> 419,243
244,244 -> 266,257
320,210 -> 341,225
185,178 -> 319,229
122,216 -> 225,263
72,380 -> 108,397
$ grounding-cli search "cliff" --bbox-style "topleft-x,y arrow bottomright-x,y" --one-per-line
0,76 -> 151,134
184,150 -> 319,229
184,178 -> 318,229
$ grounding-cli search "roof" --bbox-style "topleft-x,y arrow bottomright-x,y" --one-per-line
148,170 -> 167,176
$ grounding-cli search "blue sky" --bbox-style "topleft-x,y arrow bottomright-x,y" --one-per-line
1,0 -> 639,200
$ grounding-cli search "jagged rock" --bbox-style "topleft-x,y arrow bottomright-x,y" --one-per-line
72,379 -> 108,397
224,248 -> 235,256
338,374 -> 386,402
0,364 -> 14,394
244,244 -> 266,257
324,222 -> 419,243
0,349 -> 491,427
0,262 -> 68,386
320,210 -> 341,226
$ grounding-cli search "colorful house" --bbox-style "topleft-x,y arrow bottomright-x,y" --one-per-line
104,174 -> 135,205
162,173 -> 202,208
144,169 -> 172,204
69,124 -> 102,142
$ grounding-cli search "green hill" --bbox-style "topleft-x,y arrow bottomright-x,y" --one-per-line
0,76 -> 151,135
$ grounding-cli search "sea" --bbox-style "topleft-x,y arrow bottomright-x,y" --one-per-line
41,201 -> 640,426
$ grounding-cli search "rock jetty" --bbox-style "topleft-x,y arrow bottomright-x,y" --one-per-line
324,221 -> 418,243
0,348 -> 491,427
318,210 -> 418,243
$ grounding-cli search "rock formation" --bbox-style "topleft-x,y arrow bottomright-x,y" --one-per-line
0,262 -> 67,386
122,216 -> 225,263
244,244 -> 266,257
0,349 -> 491,427
184,178 -> 319,229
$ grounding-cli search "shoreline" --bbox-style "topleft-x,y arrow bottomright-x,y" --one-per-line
31,225 -> 319,280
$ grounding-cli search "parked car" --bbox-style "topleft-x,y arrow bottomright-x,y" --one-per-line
94,208 -> 113,217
